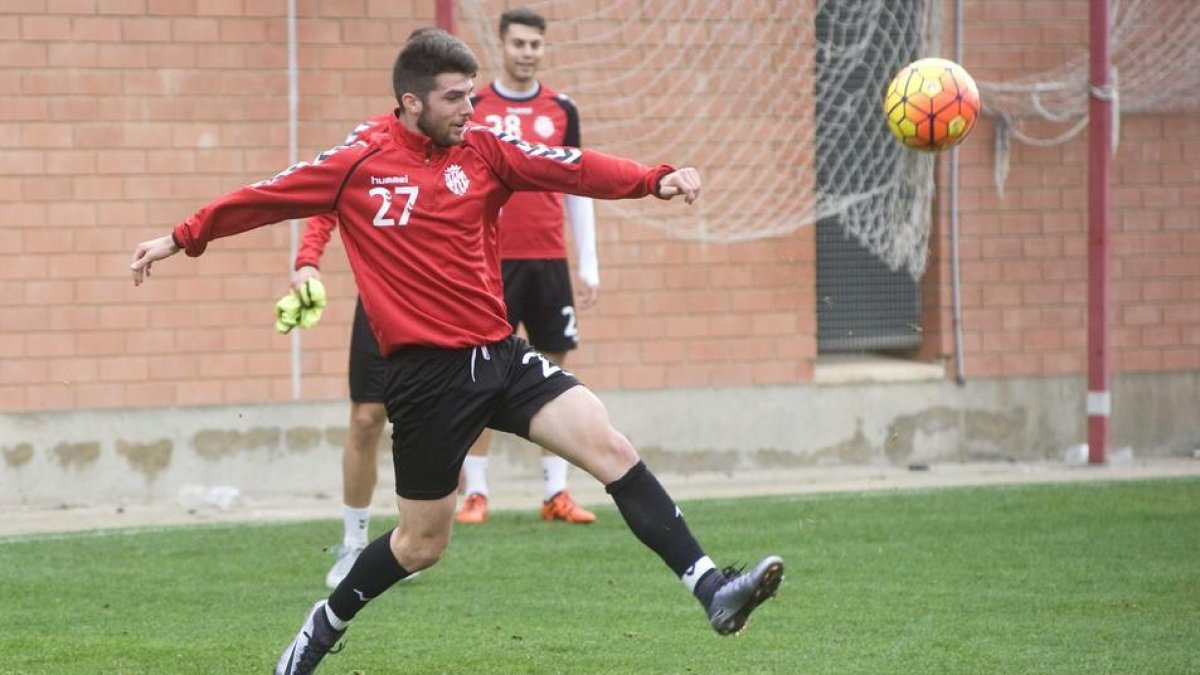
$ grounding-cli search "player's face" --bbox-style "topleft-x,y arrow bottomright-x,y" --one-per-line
501,23 -> 544,86
417,72 -> 476,146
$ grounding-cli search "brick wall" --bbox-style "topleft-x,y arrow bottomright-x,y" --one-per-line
2,0 -> 1196,413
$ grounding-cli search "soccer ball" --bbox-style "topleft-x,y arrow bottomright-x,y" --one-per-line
883,57 -> 981,152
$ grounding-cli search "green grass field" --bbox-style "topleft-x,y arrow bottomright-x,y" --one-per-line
2,478 -> 1198,674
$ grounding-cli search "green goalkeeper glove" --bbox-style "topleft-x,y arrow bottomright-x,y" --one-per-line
296,278 -> 326,329
275,292 -> 302,334
297,303 -> 324,329
274,278 -> 328,334
296,278 -> 327,310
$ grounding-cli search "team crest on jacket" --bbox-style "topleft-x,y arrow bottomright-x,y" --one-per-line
533,115 -> 555,139
444,164 -> 469,196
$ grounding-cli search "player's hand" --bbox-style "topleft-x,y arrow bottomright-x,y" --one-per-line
130,234 -> 181,286
576,281 -> 599,309
291,265 -> 320,291
657,167 -> 701,204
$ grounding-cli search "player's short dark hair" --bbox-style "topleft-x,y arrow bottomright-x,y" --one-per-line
392,29 -> 479,102
406,26 -> 439,41
499,7 -> 546,37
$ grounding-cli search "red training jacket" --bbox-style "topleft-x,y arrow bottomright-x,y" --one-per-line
173,114 -> 673,355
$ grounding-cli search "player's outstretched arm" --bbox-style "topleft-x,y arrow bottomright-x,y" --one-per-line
130,234 -> 181,286
657,167 -> 701,204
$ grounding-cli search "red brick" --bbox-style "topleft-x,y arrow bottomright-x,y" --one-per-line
1118,349 -> 1163,372
21,15 -> 72,40
0,385 -> 26,409
619,365 -> 666,390
123,381 -> 178,407
754,361 -> 800,385
1023,328 -> 1064,352
47,40 -> 98,66
224,374 -> 273,401
70,329 -> 129,357
71,15 -> 121,40
196,0 -> 243,16
23,279 -> 74,304
24,332 -> 75,358
25,383 -> 75,411
98,0 -> 146,15
1,358 -> 48,385
1162,349 -> 1200,370
1141,326 -> 1181,347
176,380 -> 225,405
0,149 -> 46,175
46,0 -> 100,12
48,357 -> 98,384
98,42 -> 146,67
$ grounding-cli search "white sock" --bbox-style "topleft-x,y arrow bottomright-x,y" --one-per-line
324,603 -> 349,631
542,456 -> 568,501
462,455 -> 489,497
342,505 -> 370,549
681,556 -> 717,592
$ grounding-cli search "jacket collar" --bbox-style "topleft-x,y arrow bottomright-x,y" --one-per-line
388,110 -> 441,156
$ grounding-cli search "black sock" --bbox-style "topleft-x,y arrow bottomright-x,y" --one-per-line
327,529 -> 410,622
606,461 -> 706,578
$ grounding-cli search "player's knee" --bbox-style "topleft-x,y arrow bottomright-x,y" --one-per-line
391,532 -> 447,571
350,402 -> 387,432
600,426 -> 639,465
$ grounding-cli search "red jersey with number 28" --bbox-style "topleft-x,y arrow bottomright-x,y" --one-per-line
172,115 -> 672,355
470,82 -> 579,260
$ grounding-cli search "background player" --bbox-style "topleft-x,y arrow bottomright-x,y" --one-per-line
456,6 -> 599,525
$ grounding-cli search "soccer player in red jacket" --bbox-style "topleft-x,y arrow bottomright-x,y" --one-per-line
130,30 -> 782,675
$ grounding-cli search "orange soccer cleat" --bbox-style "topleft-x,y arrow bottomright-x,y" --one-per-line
540,490 -> 596,524
456,493 -> 489,524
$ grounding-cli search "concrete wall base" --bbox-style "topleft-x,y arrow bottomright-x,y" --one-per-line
3,372 -> 1198,508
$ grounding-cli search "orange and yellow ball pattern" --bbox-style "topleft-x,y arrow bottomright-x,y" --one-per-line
884,57 -> 981,152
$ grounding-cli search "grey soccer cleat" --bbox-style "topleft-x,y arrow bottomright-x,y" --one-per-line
324,545 -> 364,590
274,601 -> 345,675
706,555 -> 785,636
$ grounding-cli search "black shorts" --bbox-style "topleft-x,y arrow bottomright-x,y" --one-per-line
502,258 -> 578,353
384,335 -> 580,500
348,298 -> 389,403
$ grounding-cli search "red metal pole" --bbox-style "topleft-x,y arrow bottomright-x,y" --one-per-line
436,0 -> 456,34
1086,0 -> 1112,465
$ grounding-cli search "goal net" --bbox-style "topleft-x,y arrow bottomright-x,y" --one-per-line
458,0 -> 1200,279
978,0 -> 1200,190
457,0 -> 939,278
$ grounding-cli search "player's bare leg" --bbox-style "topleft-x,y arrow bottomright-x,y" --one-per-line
329,493 -> 455,623
325,401 -> 387,588
277,495 -> 454,674
528,385 -> 783,635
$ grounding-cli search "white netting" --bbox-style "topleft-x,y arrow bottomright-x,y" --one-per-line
458,0 -> 939,278
979,0 -> 1200,188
